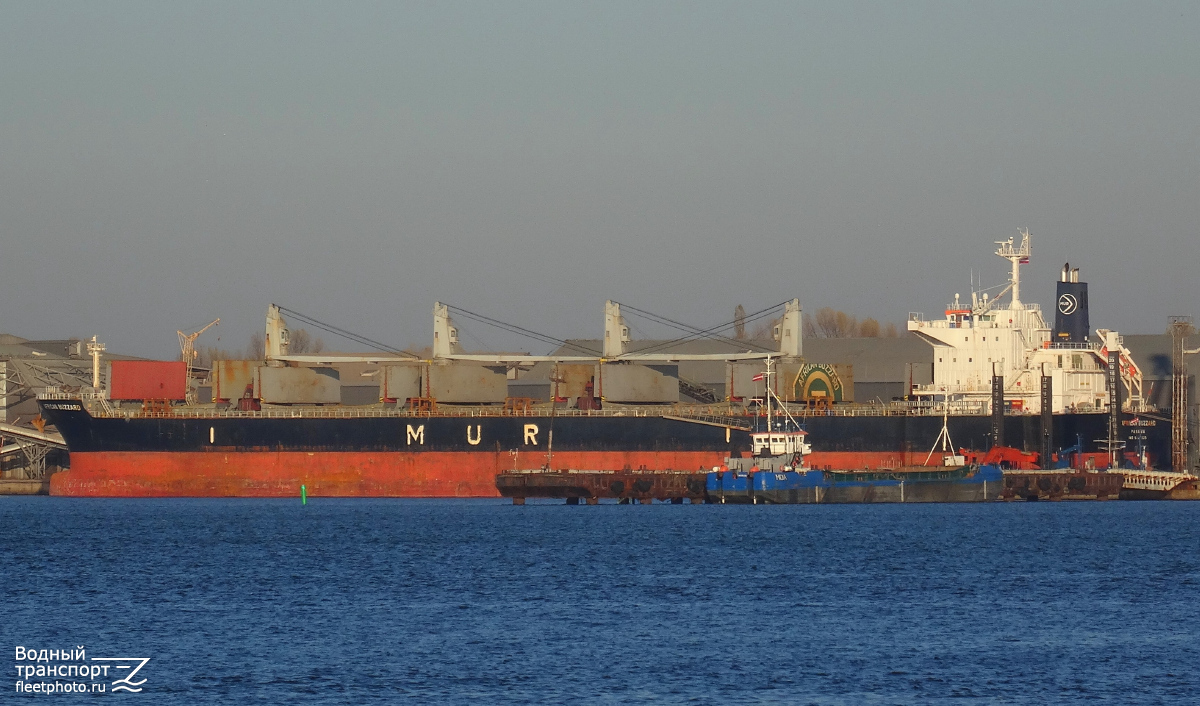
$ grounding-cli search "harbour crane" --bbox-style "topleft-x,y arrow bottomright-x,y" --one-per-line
178,318 -> 219,405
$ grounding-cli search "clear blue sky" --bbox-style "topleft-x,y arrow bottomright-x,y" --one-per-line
2,1 -> 1197,357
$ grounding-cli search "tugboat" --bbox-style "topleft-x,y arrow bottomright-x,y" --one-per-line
706,359 -> 1003,503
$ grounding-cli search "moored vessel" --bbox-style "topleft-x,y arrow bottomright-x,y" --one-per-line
41,398 -> 746,497
1116,469 -> 1200,500
705,360 -> 1002,504
996,469 -> 1122,501
709,464 -> 1002,504
37,231 -> 1177,497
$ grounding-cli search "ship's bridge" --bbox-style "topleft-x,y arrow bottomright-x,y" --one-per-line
902,231 -> 1145,414
908,303 -> 1051,389
907,303 -> 1047,336
751,430 -> 810,458
907,312 -> 1143,414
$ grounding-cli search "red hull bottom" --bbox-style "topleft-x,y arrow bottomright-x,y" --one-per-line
49,450 -> 938,497
50,451 -> 728,498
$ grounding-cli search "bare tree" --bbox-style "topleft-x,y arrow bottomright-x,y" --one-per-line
195,346 -> 236,369
835,311 -> 858,338
245,332 -> 264,361
815,308 -> 840,337
749,317 -> 780,341
810,307 -> 900,338
802,313 -> 817,339
816,308 -> 858,337
288,329 -> 325,355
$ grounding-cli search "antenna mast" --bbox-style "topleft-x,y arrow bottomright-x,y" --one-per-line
994,228 -> 1032,309
86,336 -> 106,390
924,405 -> 955,467
764,356 -> 774,431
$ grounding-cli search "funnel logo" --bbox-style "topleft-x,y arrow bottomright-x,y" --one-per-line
1057,293 -> 1079,315
91,656 -> 151,692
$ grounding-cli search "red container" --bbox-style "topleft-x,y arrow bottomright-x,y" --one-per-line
109,361 -> 187,401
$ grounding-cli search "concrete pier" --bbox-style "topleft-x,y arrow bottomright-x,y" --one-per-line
0,478 -> 51,495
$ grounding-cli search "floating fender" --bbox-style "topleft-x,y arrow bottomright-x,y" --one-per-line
633,479 -> 652,493
609,481 -> 625,494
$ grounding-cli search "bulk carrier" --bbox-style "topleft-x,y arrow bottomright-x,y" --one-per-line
38,232 -> 1174,497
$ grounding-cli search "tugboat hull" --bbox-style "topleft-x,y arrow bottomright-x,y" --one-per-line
706,465 -> 1003,504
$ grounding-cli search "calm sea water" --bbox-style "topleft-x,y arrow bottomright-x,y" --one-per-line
4,497 -> 1198,704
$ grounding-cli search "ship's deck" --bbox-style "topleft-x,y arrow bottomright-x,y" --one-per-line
39,392 -> 1117,422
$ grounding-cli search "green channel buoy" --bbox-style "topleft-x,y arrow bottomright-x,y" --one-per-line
301,484 -> 307,505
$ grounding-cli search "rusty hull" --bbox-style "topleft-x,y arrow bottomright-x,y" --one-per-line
998,470 -> 1123,501
497,469 -> 707,504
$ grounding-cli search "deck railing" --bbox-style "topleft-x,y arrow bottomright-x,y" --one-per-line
39,392 -> 1105,420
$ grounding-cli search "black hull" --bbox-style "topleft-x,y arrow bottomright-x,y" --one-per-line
796,412 -> 1166,462
39,402 -> 1175,468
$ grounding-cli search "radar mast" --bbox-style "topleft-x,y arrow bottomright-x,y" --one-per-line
994,228 -> 1032,310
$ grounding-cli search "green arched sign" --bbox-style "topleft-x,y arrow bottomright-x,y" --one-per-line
792,363 -> 846,402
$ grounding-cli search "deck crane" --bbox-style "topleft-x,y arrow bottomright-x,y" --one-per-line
178,318 -> 219,405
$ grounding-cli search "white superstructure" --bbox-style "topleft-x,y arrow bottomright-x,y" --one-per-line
907,230 -> 1145,414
